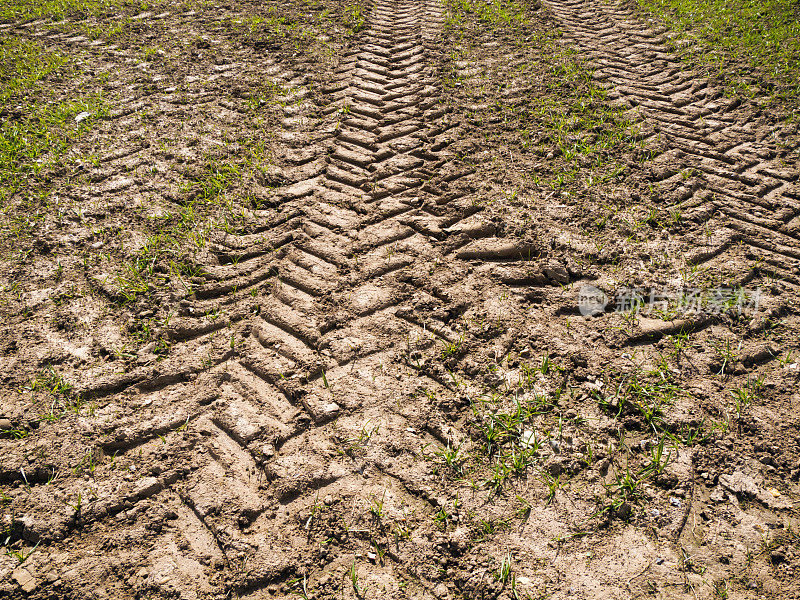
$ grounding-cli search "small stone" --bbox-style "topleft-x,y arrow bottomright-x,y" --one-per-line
0,418 -> 12,430
323,402 -> 341,417
432,582 -> 449,599
74,111 -> 91,123
448,526 -> 468,553
520,430 -> 536,449
516,576 -> 531,585
710,486 -> 726,503
367,551 -> 377,562
669,497 -> 682,508
719,470 -> 759,499
134,476 -> 161,499
260,165 -> 287,186
323,495 -> 335,506
12,568 -> 37,593
544,261 -> 569,284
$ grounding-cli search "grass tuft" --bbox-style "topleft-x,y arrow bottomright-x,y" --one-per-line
637,0 -> 800,103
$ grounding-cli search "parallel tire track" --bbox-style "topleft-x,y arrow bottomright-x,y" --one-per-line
10,2 -> 798,598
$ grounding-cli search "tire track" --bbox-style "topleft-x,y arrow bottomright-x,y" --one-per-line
10,1 -> 490,596
544,0 -> 800,284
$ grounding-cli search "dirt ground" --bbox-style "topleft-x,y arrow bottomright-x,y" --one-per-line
1,0 -> 799,598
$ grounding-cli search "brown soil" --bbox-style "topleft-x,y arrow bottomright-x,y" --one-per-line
1,0 -> 799,598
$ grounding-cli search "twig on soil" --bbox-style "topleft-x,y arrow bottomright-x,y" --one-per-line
625,561 -> 651,596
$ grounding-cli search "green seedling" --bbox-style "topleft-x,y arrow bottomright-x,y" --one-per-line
348,560 -> 366,598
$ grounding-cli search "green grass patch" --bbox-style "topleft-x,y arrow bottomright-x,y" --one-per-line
0,37 -> 107,212
637,0 -> 800,102
1,0 -> 159,43
105,153 -> 269,304
528,45 -> 641,184
0,38 -> 67,103
442,2 -> 641,191
1,96 -> 107,200
343,3 -> 365,33
229,0 -> 370,53
0,0 -> 120,22
445,0 -> 529,30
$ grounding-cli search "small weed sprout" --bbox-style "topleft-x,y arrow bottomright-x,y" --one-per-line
348,560 -> 366,598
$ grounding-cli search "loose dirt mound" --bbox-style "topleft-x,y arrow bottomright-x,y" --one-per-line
1,0 -> 799,598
